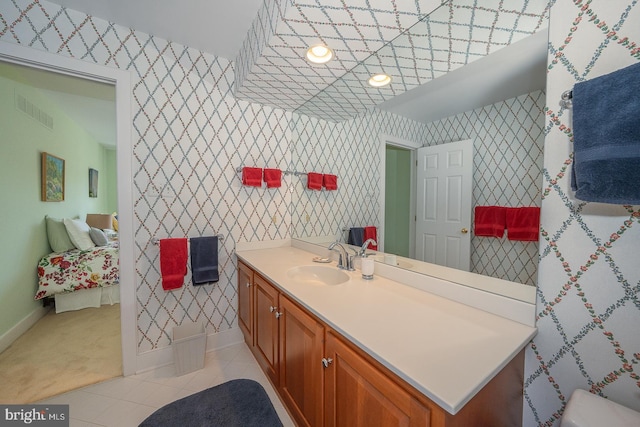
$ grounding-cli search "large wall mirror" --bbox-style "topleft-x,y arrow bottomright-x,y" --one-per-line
289,0 -> 550,304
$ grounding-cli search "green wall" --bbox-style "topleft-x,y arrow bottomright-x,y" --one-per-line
105,149 -> 118,214
0,63 -> 116,338
384,145 -> 411,257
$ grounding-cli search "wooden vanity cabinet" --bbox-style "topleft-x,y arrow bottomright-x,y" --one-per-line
278,294 -> 325,427
238,260 -> 324,427
237,261 -> 253,345
324,330 -> 435,427
252,272 -> 280,385
237,260 -> 525,427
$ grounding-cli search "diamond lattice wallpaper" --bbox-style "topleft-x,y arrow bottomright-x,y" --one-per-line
290,109 -> 428,240
2,0 -> 640,425
0,0 -> 433,354
423,90 -> 546,286
237,0 -> 550,120
523,0 -> 640,425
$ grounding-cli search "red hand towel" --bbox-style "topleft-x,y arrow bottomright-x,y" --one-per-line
263,168 -> 282,188
474,206 -> 506,238
159,238 -> 188,290
242,167 -> 262,187
364,226 -> 378,250
323,174 -> 338,190
506,207 -> 540,241
307,172 -> 322,190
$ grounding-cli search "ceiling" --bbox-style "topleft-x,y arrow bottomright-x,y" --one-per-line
0,61 -> 116,147
34,0 -> 549,135
45,0 -> 265,61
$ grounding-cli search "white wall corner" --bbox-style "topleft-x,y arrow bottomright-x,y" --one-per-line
135,327 -> 244,374
0,305 -> 51,354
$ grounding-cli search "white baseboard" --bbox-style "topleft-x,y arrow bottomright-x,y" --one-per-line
0,305 -> 51,354
135,326 -> 244,374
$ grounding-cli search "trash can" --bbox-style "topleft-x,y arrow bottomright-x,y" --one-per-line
172,321 -> 207,376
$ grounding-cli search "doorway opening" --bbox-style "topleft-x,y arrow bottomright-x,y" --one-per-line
0,41 -> 136,393
384,145 -> 412,258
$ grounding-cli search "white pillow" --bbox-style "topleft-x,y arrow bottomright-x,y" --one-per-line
63,218 -> 95,250
89,227 -> 109,246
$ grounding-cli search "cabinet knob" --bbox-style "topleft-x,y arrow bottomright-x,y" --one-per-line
246,282 -> 251,288
321,357 -> 333,368
275,311 -> 282,319
269,306 -> 276,312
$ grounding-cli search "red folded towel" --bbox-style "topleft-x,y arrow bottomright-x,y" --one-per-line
364,226 -> 377,250
474,206 -> 507,238
242,167 -> 262,187
307,172 -> 322,190
323,174 -> 338,190
506,207 -> 540,241
263,168 -> 282,188
159,238 -> 188,290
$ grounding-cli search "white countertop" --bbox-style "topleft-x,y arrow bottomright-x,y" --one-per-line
237,245 -> 537,415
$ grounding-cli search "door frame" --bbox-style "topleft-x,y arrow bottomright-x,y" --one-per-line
378,134 -> 421,257
0,41 -> 137,375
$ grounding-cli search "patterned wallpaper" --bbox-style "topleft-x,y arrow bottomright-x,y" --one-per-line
296,0 -> 550,122
524,0 -> 640,425
289,109 -> 426,240
422,90 -> 546,286
290,90 -> 546,287
0,0 -> 430,354
237,0 -> 550,121
2,0 -> 640,425
0,0 -> 293,352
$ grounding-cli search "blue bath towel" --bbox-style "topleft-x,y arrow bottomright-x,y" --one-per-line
347,227 -> 364,246
571,61 -> 640,204
190,236 -> 219,286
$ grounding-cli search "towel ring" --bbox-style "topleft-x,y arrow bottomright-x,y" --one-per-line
560,90 -> 573,108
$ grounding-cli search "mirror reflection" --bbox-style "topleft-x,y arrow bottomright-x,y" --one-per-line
291,0 -> 549,296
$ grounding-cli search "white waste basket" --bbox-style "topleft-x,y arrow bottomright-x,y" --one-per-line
172,321 -> 206,376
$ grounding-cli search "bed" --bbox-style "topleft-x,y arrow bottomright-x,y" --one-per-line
35,240 -> 120,313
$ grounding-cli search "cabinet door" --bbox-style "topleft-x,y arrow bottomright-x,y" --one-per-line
279,295 -> 324,427
237,261 -> 253,345
324,331 -> 433,427
253,274 -> 280,385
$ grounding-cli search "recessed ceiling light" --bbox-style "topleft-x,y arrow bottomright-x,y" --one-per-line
368,73 -> 392,87
306,44 -> 334,64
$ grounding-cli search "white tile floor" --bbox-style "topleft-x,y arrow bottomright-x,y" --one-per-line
38,342 -> 295,427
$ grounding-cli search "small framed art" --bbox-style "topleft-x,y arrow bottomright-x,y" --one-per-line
89,168 -> 98,198
41,152 -> 65,202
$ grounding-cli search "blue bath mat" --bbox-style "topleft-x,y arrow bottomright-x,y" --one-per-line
139,379 -> 282,427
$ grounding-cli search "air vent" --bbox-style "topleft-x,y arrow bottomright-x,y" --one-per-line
15,92 -> 54,130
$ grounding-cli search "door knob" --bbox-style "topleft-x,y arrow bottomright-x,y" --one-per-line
461,228 -> 469,234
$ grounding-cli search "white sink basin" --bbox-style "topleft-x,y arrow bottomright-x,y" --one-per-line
286,265 -> 350,286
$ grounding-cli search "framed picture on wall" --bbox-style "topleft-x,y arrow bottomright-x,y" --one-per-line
89,168 -> 98,198
41,152 -> 65,202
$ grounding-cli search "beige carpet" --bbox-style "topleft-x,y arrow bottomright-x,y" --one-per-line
0,304 -> 122,404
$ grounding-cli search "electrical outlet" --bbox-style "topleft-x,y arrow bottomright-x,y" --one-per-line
272,214 -> 277,224
305,213 -> 310,222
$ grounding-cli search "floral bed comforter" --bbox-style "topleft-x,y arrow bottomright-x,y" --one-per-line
35,241 -> 119,300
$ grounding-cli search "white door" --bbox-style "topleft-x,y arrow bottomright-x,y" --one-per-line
415,139 -> 473,270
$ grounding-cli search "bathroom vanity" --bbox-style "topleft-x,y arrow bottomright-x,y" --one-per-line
237,245 -> 536,427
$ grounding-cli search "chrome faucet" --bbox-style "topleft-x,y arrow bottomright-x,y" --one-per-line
358,239 -> 377,257
328,241 -> 356,271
